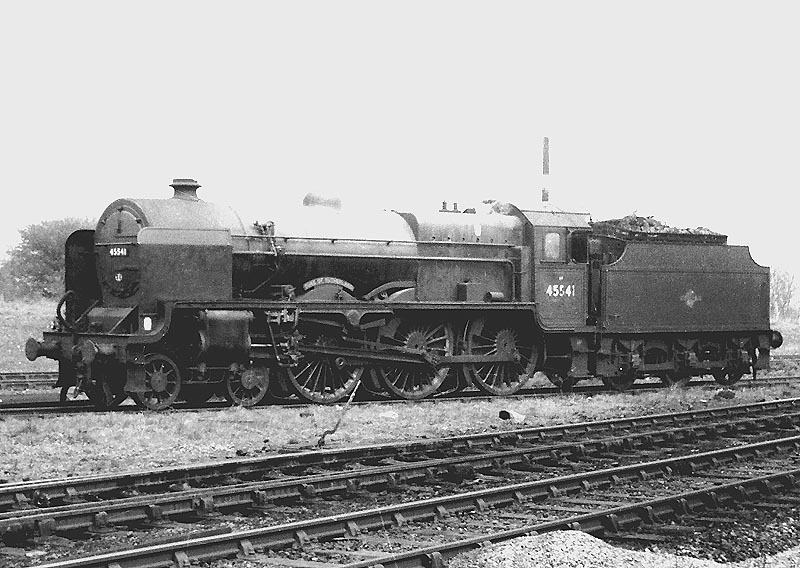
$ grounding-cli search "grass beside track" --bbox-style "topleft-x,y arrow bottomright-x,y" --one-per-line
4,383 -> 800,484
0,299 -> 57,373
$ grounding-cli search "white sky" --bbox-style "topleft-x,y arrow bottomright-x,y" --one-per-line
1,3 -> 798,277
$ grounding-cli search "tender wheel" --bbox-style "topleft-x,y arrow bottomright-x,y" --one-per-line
375,317 -> 454,400
463,318 -> 534,396
225,367 -> 270,407
131,353 -> 182,410
285,333 -> 362,404
712,368 -> 744,386
601,372 -> 637,392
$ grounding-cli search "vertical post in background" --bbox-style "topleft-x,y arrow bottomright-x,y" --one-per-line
542,137 -> 550,202
543,136 -> 550,176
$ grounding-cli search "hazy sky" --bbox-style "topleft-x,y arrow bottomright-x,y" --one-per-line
2,3 -> 798,277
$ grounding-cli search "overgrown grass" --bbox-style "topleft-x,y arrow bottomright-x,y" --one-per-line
0,298 -> 57,372
2,383 -> 799,483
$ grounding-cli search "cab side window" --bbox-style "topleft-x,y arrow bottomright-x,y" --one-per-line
570,232 -> 589,263
543,231 -> 562,261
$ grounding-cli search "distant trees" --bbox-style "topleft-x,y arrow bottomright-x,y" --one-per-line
0,218 -> 94,299
770,268 -> 796,321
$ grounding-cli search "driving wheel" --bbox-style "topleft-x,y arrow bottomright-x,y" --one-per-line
463,318 -> 534,395
374,317 -> 454,400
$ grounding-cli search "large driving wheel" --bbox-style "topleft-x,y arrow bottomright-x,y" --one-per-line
225,367 -> 270,407
374,317 -> 454,400
285,333 -> 362,404
463,318 -> 535,396
131,353 -> 182,411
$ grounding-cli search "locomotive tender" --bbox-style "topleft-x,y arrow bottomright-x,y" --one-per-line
26,179 -> 783,409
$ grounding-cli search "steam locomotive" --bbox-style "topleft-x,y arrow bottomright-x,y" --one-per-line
26,179 -> 783,409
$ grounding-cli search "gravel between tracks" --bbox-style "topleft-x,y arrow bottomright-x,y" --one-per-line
449,531 -> 800,568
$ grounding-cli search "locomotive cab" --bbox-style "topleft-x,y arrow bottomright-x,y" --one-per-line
520,209 -> 592,331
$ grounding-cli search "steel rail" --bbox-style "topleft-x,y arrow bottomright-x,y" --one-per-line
3,396 -> 800,512
341,466 -> 800,568
0,398 -> 800,508
27,434 -> 800,568
3,406 -> 800,539
0,371 -> 58,389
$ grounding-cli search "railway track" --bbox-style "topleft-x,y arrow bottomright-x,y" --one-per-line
4,397 -> 800,566
0,371 -> 58,390
3,373 -> 800,416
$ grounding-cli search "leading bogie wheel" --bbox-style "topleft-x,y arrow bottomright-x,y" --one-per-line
131,352 -> 182,411
225,367 -> 270,407
463,318 -> 534,396
374,317 -> 455,400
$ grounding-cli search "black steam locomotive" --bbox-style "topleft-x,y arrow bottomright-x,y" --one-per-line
26,179 -> 783,409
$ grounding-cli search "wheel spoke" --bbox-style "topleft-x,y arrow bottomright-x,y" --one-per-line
134,353 -> 182,411
224,367 -> 269,407
308,361 -> 324,393
375,317 -> 453,400
285,330 -> 361,404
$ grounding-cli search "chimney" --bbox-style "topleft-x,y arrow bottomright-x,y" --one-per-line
170,178 -> 200,200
